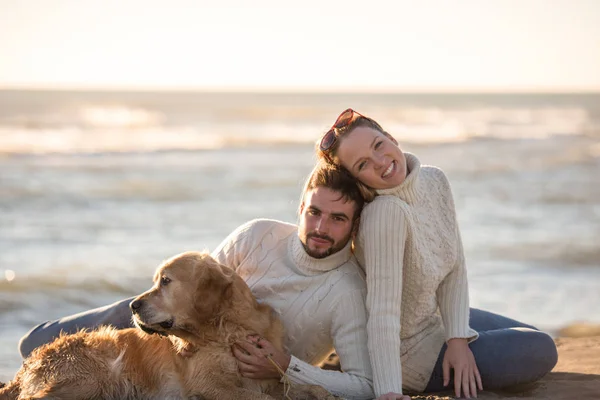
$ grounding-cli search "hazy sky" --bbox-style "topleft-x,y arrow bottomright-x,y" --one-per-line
1,0 -> 599,91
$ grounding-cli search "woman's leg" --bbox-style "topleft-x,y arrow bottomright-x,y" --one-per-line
18,297 -> 135,358
424,309 -> 558,393
468,308 -> 539,331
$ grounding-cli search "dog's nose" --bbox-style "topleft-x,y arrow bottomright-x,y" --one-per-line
130,299 -> 143,312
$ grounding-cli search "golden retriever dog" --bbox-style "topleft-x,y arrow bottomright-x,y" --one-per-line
0,251 -> 337,400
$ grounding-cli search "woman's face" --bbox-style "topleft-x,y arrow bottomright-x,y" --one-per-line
336,126 -> 407,189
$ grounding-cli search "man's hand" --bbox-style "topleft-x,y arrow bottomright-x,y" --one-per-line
232,334 -> 291,379
443,338 -> 483,399
376,392 -> 411,400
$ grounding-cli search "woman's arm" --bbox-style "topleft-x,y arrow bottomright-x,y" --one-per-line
359,196 -> 409,396
436,227 -> 478,341
433,172 -> 478,342
434,173 -> 481,398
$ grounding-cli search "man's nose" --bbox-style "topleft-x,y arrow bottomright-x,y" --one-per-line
315,216 -> 329,232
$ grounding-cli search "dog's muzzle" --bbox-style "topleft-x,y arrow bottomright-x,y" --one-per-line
133,318 -> 173,337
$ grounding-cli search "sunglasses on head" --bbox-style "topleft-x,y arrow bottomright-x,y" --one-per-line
319,108 -> 380,153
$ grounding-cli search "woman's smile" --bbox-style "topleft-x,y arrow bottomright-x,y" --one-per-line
382,160 -> 395,178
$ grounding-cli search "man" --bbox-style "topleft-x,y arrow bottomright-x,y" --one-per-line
18,162 -> 374,400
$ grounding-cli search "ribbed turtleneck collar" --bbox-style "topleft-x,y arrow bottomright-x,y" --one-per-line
288,233 -> 353,276
376,152 -> 421,204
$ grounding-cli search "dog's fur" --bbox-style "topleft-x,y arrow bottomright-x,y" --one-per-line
0,251 -> 336,400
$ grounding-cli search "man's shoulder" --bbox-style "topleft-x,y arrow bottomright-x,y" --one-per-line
235,218 -> 297,237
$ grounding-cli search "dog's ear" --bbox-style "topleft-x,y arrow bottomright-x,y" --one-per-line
202,256 -> 234,288
191,255 -> 235,320
216,263 -> 235,285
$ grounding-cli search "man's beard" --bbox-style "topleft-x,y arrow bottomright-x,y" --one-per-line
301,231 -> 351,259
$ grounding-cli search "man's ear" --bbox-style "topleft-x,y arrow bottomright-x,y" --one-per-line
351,217 -> 361,238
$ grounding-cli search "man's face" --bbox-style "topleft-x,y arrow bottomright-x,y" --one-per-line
298,187 -> 357,259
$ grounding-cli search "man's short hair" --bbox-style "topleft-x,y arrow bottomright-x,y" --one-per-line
299,161 -> 366,221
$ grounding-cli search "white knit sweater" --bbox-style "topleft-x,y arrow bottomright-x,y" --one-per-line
212,219 -> 374,399
354,153 -> 478,395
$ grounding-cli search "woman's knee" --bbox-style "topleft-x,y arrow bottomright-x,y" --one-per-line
471,328 -> 557,389
511,329 -> 557,382
530,331 -> 558,376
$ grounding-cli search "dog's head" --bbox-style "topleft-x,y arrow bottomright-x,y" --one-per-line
130,251 -> 235,338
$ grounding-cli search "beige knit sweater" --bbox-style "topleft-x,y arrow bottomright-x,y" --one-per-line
354,153 -> 478,396
212,219 -> 374,399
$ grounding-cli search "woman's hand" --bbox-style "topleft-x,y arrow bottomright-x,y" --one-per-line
376,392 -> 411,400
443,338 -> 483,398
232,334 -> 291,379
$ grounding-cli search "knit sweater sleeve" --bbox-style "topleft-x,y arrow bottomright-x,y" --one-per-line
434,175 -> 478,342
284,288 -> 374,400
436,227 -> 478,342
358,196 -> 408,396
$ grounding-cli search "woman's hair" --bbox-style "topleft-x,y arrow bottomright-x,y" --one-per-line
314,116 -> 384,201
299,161 -> 371,220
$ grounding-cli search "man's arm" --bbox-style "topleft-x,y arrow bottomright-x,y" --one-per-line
284,287 -> 374,400
18,297 -> 135,358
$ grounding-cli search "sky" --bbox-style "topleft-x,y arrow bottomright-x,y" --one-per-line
1,0 -> 599,92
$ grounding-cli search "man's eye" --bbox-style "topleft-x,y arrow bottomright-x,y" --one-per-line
160,276 -> 171,286
374,141 -> 383,149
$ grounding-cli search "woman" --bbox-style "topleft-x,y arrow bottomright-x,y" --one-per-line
316,109 -> 558,400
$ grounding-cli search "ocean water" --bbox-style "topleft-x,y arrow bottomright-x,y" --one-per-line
1,90 -> 599,382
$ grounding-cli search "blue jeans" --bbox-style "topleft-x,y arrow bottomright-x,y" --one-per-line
424,308 -> 558,392
19,297 -> 136,358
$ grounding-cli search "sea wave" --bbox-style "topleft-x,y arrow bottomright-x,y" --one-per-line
0,118 -> 597,156
0,272 -> 144,318
1,94 -> 598,154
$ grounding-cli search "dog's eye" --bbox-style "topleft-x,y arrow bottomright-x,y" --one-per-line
160,276 -> 171,286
